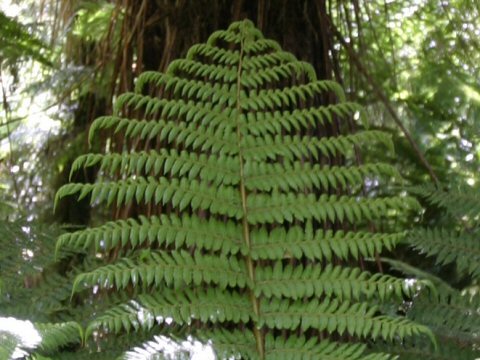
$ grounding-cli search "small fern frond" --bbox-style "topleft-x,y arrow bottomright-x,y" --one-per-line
374,292 -> 480,359
407,227 -> 480,278
35,321 -> 83,353
384,180 -> 480,358
89,115 -> 236,153
241,103 -> 364,136
195,330 -> 393,360
409,183 -> 480,221
86,291 -> 430,345
407,292 -> 480,344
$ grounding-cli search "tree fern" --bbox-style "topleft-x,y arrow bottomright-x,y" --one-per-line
55,20 -> 433,359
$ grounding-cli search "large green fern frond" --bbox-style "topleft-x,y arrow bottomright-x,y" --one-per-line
56,20 -> 432,359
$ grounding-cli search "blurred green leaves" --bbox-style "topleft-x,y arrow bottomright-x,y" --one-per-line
0,10 -> 51,66
72,1 -> 119,43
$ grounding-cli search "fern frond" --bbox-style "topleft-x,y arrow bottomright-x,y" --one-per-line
409,183 -> 480,221
0,320 -> 81,358
407,292 -> 480,344
407,227 -> 480,278
35,321 -> 83,353
135,73 -> 235,103
239,81 -> 348,111
373,294 -> 480,359
57,19 -> 431,358
197,330 -> 393,360
167,59 -> 237,82
89,115 -> 237,153
70,151 -> 398,194
400,183 -> 480,357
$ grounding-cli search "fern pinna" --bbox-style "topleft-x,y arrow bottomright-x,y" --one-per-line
55,20 -> 433,359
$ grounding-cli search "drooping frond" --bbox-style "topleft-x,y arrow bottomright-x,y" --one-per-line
375,292 -> 480,360
407,292 -> 480,344
56,20 -> 432,358
408,183 -> 480,222
406,184 -> 480,282
407,227 -> 480,278
381,340 -> 480,360
388,183 -> 480,358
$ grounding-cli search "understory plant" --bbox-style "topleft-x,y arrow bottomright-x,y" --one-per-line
0,220 -> 82,359
50,20 -> 436,359
380,184 -> 480,359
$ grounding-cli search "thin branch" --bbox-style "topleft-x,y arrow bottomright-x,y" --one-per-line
0,66 -> 21,201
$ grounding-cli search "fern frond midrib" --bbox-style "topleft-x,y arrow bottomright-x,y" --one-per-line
233,25 -> 265,358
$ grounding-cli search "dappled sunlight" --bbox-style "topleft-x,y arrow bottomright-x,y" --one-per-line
0,317 -> 42,358
126,335 -> 216,360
